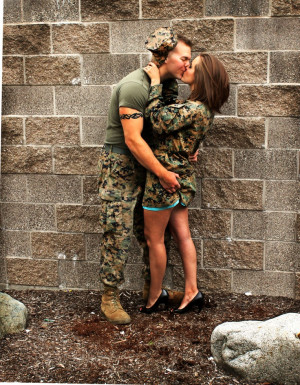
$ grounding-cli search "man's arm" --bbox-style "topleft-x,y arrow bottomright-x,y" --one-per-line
119,107 -> 180,193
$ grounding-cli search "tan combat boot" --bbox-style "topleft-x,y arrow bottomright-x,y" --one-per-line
143,280 -> 184,306
101,286 -> 131,325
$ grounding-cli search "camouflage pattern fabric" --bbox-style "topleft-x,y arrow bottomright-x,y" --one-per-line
98,148 -> 148,286
143,84 -> 214,209
145,27 -> 178,67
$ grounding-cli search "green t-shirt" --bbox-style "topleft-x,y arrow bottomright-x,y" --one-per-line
105,69 -> 151,149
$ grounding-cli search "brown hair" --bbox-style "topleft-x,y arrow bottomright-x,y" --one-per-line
189,53 -> 229,113
177,34 -> 193,48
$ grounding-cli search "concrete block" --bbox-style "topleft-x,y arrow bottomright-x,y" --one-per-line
265,181 -> 300,211
31,232 -> 85,260
268,118 -> 300,149
122,264 -> 144,291
83,176 -> 100,205
203,240 -> 264,269
233,211 -> 265,240
25,56 -> 81,85
85,233 -> 102,262
2,56 -> 24,85
266,212 -> 297,242
82,54 -> 140,85
142,0 -> 204,19
82,117 -> 107,145
189,209 -> 231,239
220,84 -> 236,116
205,117 -> 265,149
26,117 -> 80,145
0,175 -> 27,202
238,86 -> 300,117
27,175 -> 82,203
55,86 -> 111,115
202,180 -> 263,210
53,23 -> 109,54
0,258 -> 6,287
1,117 -> 24,145
233,211 -> 297,241
237,18 -> 300,50
270,52 -> 300,83
59,260 -> 100,290
7,258 -> 58,287
2,203 -> 56,231
54,146 -> 100,175
197,268 -> 231,293
297,214 -> 300,242
56,204 -> 102,233
206,0 -> 269,16
2,86 -> 53,115
214,52 -> 267,84
3,24 -> 50,55
4,0 -> 22,23
1,231 -> 31,258
81,0 -> 139,21
296,273 -> 300,300
232,270 -> 295,298
271,0 -> 300,16
265,242 -> 300,272
23,0 -> 79,22
195,148 -> 232,178
173,19 -> 234,51
111,20 -> 167,53
1,146 -> 52,174
234,149 -> 297,180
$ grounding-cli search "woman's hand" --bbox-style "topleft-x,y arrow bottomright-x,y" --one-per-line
143,62 -> 160,86
189,149 -> 199,163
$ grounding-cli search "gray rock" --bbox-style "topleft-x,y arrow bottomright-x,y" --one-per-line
0,292 -> 28,338
211,313 -> 300,385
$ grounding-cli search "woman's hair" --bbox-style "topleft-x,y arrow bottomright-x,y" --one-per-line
189,53 -> 229,113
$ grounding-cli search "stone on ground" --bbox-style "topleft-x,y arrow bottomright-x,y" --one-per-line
211,313 -> 300,385
0,292 -> 28,338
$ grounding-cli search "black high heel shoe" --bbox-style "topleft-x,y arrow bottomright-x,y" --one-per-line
139,289 -> 169,314
171,291 -> 204,314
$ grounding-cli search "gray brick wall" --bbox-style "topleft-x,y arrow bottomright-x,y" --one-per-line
1,0 -> 299,298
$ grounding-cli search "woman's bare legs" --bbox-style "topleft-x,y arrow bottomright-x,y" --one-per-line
169,205 -> 198,309
143,208 -> 173,308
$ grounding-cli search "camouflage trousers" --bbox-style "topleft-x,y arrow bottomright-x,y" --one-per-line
98,147 -> 150,287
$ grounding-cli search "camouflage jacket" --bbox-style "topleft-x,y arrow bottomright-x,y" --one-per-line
145,84 -> 214,165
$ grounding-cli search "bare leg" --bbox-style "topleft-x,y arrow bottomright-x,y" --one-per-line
143,208 -> 172,308
169,205 -> 198,309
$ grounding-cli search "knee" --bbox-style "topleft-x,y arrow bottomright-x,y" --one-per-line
144,228 -> 164,249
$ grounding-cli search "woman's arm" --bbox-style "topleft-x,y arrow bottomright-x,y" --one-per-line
145,85 -> 198,135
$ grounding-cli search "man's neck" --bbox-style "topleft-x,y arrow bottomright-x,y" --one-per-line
159,66 -> 172,82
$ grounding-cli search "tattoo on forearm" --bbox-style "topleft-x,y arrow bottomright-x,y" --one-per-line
119,112 -> 143,120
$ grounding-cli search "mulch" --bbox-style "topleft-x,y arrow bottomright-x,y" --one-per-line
0,289 -> 299,384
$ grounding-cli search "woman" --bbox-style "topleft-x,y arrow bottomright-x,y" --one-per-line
140,53 -> 229,314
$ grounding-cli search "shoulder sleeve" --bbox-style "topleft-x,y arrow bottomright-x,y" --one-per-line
118,82 -> 149,112
145,85 -> 198,134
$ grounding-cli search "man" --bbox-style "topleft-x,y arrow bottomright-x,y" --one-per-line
98,27 -> 192,324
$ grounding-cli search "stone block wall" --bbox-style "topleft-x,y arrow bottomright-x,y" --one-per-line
1,0 -> 299,298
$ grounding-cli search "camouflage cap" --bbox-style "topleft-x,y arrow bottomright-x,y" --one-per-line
145,27 -> 178,67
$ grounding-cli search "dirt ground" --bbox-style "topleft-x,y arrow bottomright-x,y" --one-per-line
0,289 -> 299,385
